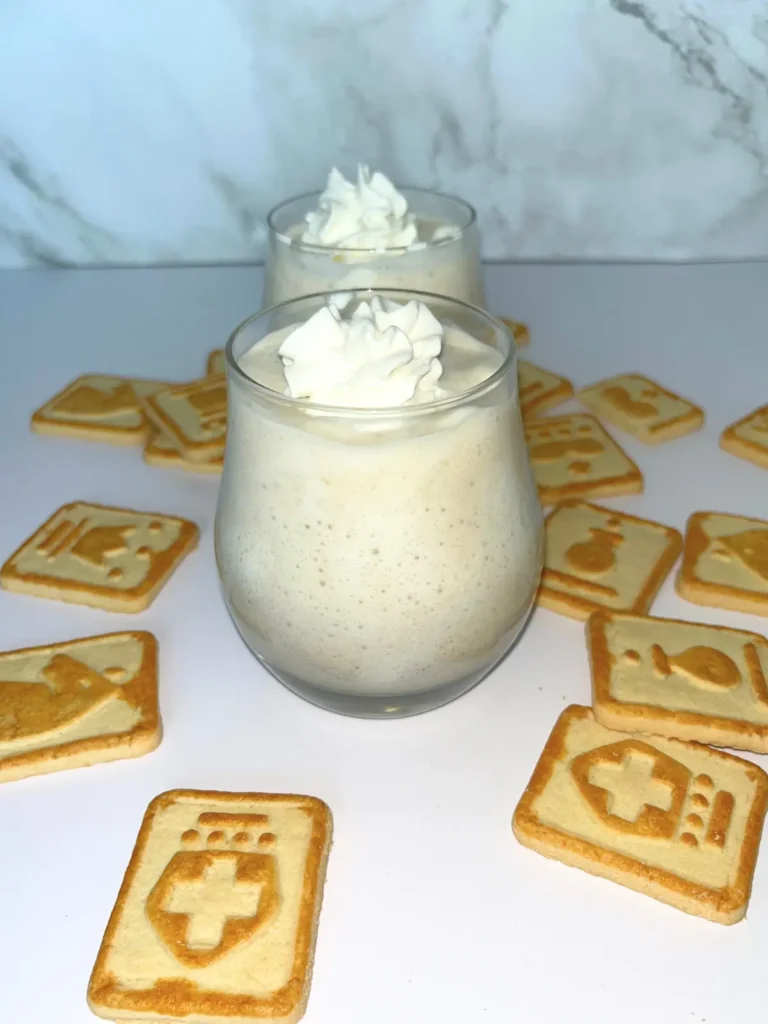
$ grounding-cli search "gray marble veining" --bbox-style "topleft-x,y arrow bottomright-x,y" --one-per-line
0,0 -> 767,267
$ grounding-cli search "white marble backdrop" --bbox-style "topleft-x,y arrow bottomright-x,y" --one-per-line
1,0 -> 767,267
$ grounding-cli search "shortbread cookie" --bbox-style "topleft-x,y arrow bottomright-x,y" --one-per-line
720,404 -> 768,470
589,611 -> 768,753
207,349 -> 226,376
578,373 -> 703,445
144,375 -> 227,463
31,375 -> 168,445
518,360 -> 574,419
677,511 -> 768,617
525,414 -> 643,505
88,789 -> 332,1024
144,430 -> 224,475
513,705 -> 768,924
538,500 -> 682,620
500,317 -> 530,348
0,631 -> 160,783
0,501 -> 199,612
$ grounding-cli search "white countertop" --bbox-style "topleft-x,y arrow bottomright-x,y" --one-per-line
1,262 -> 767,1024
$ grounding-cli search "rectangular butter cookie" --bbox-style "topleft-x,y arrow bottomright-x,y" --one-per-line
538,500 -> 682,620
1,501 -> 199,612
578,373 -> 703,444
144,430 -> 224,475
720,404 -> 768,470
525,414 -> 643,505
518,360 -> 574,419
88,789 -> 332,1024
0,631 -> 159,783
676,511 -> 768,617
499,317 -> 530,348
588,611 -> 768,753
207,349 -> 226,377
31,375 -> 169,445
513,705 -> 768,924
144,376 -> 227,463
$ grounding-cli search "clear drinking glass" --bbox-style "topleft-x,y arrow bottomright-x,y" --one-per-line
262,188 -> 484,307
214,289 -> 542,718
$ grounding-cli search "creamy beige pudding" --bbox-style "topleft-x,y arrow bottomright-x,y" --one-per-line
262,166 -> 484,307
215,291 -> 542,716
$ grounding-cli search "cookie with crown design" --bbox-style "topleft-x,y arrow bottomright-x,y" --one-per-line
0,631 -> 159,782
588,611 -> 768,753
676,511 -> 768,617
31,375 -> 169,445
578,373 -> 703,444
144,430 -> 224,475
144,375 -> 227,463
0,501 -> 199,612
88,789 -> 332,1024
207,349 -> 226,377
499,317 -> 530,348
537,500 -> 682,620
518,359 -> 574,419
525,414 -> 643,505
513,705 -> 768,924
720,404 -> 768,470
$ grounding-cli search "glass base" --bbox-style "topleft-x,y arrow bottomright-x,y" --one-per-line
225,598 -> 534,719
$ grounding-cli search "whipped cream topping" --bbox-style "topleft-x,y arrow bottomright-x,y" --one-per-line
301,166 -> 419,250
278,296 -> 446,408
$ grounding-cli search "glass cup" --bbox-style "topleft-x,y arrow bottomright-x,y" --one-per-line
262,188 -> 484,308
214,289 -> 543,718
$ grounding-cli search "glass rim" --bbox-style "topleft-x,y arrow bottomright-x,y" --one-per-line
266,185 -> 477,254
224,287 -> 516,419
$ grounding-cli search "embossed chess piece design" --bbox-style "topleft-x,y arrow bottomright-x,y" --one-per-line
600,384 -> 659,421
146,812 -> 280,967
648,643 -> 741,689
528,435 -> 604,465
0,654 -> 123,742
566,525 -> 624,576
53,382 -> 138,419
571,739 -> 735,849
713,530 -> 768,582
188,380 -> 227,433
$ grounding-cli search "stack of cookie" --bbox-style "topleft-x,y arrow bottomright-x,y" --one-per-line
30,348 -> 227,474
509,362 -> 768,925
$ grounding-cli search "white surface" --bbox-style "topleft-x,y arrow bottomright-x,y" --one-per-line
0,262 -> 767,1024
2,0 -> 768,266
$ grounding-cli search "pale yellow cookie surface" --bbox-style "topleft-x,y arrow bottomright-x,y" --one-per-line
144,430 -> 224,475
88,789 -> 332,1024
720,404 -> 768,470
518,360 -> 574,419
0,501 -> 199,612
31,375 -> 168,445
513,705 -> 768,924
144,375 -> 227,463
579,373 -> 703,444
538,500 -> 681,620
207,349 -> 226,376
0,631 -> 160,783
589,611 -> 768,753
677,511 -> 768,617
499,317 -> 529,348
525,414 -> 643,505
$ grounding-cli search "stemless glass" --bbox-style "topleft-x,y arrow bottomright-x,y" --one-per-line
262,188 -> 484,307
214,289 -> 543,718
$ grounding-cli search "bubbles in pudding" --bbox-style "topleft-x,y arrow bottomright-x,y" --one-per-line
216,296 -> 542,697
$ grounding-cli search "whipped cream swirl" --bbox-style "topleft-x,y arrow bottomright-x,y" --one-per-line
278,296 -> 445,408
301,166 -> 418,249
